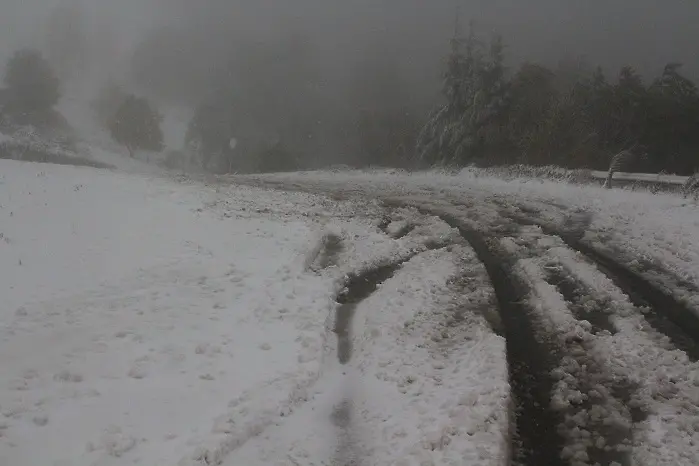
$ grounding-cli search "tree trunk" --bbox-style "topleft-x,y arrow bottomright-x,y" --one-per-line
603,170 -> 613,189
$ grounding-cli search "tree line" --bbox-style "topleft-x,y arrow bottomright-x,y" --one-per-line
160,26 -> 699,176
419,28 -> 699,175
0,49 -> 163,158
2,26 -> 698,176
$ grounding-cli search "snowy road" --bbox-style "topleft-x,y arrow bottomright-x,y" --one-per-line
3,160 -> 699,465
222,169 -> 699,466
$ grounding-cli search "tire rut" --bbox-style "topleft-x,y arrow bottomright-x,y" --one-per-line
414,208 -> 567,466
389,223 -> 415,239
552,341 -> 641,466
544,265 -> 617,335
331,244 -> 453,466
334,236 -> 453,365
535,265 -> 649,466
334,261 -> 405,364
512,213 -> 699,362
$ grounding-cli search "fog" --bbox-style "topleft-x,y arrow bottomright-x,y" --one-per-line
1,0 -> 699,161
3,0 -> 698,80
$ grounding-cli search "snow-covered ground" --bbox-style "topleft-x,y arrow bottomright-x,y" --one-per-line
229,168 -> 699,465
0,160 -> 334,465
1,160 -> 510,465
237,168 -> 699,312
4,141 -> 699,466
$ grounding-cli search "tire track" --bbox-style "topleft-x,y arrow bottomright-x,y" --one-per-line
228,179 -> 699,464
334,261 -> 405,365
388,222 -> 415,239
516,259 -> 647,466
332,243 -> 459,465
540,262 -> 649,421
334,233 -> 451,365
410,207 -> 567,466
544,264 -> 617,335
511,213 -> 699,361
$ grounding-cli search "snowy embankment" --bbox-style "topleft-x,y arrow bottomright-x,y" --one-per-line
0,127 -> 114,169
0,126 -> 173,176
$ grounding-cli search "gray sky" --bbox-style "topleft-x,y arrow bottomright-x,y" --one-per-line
1,0 -> 698,94
148,0 -> 699,78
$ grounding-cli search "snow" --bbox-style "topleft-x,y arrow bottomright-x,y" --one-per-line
1,160 -> 509,465
590,170 -> 689,186
514,236 -> 699,465
0,160 -> 336,465
223,167 -> 699,463
237,168 -> 699,312
347,246 -> 508,465
214,245 -> 508,466
5,151 -> 699,465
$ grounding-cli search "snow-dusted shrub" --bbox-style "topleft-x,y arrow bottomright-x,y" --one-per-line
683,173 -> 699,201
0,126 -> 113,169
470,164 -> 594,184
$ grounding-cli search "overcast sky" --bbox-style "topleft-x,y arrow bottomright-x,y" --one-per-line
1,0 -> 698,91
